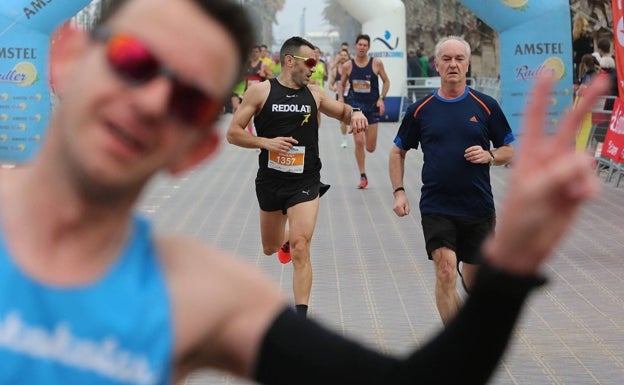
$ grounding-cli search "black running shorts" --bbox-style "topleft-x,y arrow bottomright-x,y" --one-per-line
255,175 -> 330,214
421,213 -> 495,264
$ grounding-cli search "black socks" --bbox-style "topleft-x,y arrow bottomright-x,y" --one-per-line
295,304 -> 308,318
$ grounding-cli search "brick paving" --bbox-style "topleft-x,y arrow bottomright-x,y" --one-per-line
138,113 -> 624,385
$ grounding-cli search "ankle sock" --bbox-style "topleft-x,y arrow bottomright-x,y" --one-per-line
295,304 -> 308,318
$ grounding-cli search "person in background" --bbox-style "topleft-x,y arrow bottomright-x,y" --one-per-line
331,41 -> 351,72
270,51 -> 282,77
417,50 -> 430,77
575,53 -> 599,98
231,79 -> 246,113
244,45 -> 273,135
572,14 -> 594,85
594,37 -> 613,60
406,49 -> 418,78
339,34 -> 390,189
329,48 -> 352,148
598,56 -> 618,110
309,46 -> 328,90
2,0 -> 609,383
260,43 -> 274,67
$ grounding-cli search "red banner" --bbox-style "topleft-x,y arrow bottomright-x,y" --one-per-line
602,3 -> 624,162
601,99 -> 624,162
612,3 -> 624,97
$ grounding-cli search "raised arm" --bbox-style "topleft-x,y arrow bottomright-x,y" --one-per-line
483,74 -> 607,274
313,85 -> 367,133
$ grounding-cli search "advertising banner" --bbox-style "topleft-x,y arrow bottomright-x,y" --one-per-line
602,1 -> 624,163
0,1 -> 91,164
460,0 -> 573,136
601,92 -> 624,163
611,1 -> 624,100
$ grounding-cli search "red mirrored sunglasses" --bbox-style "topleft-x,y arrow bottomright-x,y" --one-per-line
288,54 -> 317,69
91,28 -> 223,129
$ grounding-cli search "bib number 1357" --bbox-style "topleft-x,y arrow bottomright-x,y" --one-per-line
268,146 -> 305,173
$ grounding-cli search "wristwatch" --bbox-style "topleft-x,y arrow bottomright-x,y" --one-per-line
488,150 -> 495,166
350,107 -> 362,118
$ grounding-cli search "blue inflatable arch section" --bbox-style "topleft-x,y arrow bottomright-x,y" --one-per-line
0,1 -> 92,163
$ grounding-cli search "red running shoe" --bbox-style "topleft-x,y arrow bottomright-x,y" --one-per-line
277,242 -> 291,264
357,176 -> 368,189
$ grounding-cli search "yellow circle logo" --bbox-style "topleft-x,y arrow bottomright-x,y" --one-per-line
13,62 -> 38,87
501,0 -> 528,10
542,57 -> 565,80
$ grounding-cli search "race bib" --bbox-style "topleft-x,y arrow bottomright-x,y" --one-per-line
268,146 -> 305,173
247,79 -> 261,88
352,79 -> 371,93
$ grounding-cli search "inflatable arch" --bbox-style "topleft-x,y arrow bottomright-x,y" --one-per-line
0,1 -> 91,163
337,0 -> 406,122
337,0 -> 573,133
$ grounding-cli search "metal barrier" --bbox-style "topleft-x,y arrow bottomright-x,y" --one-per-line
399,77 -> 499,120
588,95 -> 624,187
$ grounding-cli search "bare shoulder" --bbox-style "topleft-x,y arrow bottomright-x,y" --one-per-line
373,57 -> 386,70
244,79 -> 271,102
307,83 -> 325,100
156,235 -> 286,377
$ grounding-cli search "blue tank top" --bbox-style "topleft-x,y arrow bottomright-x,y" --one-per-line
0,215 -> 173,384
347,57 -> 379,109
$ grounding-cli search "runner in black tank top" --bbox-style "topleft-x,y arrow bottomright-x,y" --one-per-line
255,78 -> 321,179
227,36 -> 368,318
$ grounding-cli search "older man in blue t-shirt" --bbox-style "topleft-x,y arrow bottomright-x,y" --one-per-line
389,36 -> 515,326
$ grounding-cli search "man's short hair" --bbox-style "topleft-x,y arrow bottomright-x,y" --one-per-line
355,34 -> 370,45
279,36 -> 315,64
96,0 -> 253,81
434,35 -> 471,60
597,38 -> 611,54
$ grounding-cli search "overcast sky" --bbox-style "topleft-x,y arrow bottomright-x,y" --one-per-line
274,0 -> 328,48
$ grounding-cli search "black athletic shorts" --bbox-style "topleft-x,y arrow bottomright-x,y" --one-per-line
421,213 -> 495,264
256,175 -> 330,214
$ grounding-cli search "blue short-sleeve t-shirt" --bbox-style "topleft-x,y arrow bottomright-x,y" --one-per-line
393,87 -> 514,218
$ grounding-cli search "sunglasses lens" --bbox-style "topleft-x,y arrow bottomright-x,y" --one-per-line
107,34 -> 159,83
305,58 -> 317,68
98,29 -> 222,129
170,82 -> 223,127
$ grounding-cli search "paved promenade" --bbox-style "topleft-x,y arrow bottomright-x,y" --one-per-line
138,113 -> 624,385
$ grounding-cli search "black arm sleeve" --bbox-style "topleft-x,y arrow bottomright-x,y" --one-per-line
254,263 -> 546,385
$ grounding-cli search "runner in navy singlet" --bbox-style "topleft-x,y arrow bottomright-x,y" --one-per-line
339,34 -> 390,189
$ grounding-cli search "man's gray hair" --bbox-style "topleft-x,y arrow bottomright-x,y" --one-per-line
434,36 -> 471,60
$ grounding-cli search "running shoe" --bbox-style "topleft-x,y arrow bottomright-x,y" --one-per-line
277,242 -> 291,264
340,139 -> 348,148
357,175 -> 368,189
